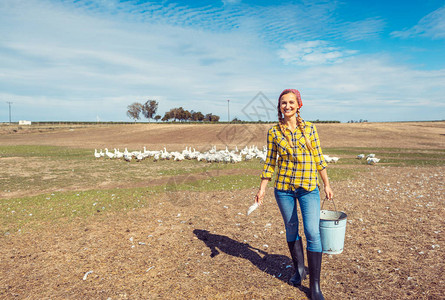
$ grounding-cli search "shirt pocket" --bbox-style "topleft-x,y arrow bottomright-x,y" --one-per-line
296,127 -> 313,151
274,136 -> 291,157
295,135 -> 303,149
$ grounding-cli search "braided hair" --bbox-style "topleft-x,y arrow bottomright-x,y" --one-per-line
277,90 -> 314,152
277,107 -> 294,147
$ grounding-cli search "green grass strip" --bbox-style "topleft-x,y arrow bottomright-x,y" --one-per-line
0,174 -> 259,235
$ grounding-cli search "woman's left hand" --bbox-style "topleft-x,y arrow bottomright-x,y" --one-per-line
324,185 -> 334,200
318,168 -> 333,200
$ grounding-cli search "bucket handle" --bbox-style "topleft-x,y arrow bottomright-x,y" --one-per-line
321,197 -> 338,212
321,197 -> 341,225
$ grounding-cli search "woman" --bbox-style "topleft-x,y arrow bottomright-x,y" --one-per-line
255,89 -> 333,300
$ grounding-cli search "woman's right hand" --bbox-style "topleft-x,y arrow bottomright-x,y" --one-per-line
255,178 -> 270,206
255,189 -> 265,206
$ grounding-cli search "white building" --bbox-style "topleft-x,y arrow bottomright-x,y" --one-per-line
18,120 -> 32,125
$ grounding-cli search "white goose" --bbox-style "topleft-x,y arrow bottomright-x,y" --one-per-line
123,148 -> 132,161
153,153 -> 160,161
105,148 -> 115,159
367,157 -> 380,165
161,148 -> 172,160
114,148 -> 123,159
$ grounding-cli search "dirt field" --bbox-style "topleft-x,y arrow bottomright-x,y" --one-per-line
1,121 -> 444,150
0,122 -> 444,299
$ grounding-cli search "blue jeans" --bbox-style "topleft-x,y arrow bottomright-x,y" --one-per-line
274,187 -> 322,252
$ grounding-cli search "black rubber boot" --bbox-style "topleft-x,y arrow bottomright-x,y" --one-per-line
287,238 -> 307,286
307,250 -> 325,300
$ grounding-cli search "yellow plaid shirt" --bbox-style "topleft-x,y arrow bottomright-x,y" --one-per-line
260,122 -> 328,191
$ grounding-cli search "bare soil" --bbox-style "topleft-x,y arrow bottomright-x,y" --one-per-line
0,122 -> 444,299
1,121 -> 444,150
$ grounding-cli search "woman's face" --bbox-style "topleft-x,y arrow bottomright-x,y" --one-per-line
280,92 -> 298,119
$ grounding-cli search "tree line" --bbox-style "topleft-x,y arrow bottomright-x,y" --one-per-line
126,100 -> 220,122
127,100 -> 340,123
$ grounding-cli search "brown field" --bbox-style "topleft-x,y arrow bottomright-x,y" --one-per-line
0,122 -> 444,299
1,121 -> 444,150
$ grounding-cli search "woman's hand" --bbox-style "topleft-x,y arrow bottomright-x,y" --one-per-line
255,188 -> 265,206
255,178 -> 270,206
324,185 -> 334,200
318,168 -> 333,200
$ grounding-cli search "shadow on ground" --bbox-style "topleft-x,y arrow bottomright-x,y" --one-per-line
193,229 -> 309,295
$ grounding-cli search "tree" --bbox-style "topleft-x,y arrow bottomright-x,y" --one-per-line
164,107 -> 188,121
162,112 -> 171,122
169,108 -> 179,121
161,107 -> 219,122
142,100 -> 158,121
204,113 -> 220,122
127,102 -> 143,121
176,107 -> 191,121
175,107 -> 185,121
183,109 -> 192,121
192,111 -> 205,122
154,115 -> 161,122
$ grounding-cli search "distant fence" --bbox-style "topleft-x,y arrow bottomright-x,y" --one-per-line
31,121 -> 135,125
28,120 -> 341,125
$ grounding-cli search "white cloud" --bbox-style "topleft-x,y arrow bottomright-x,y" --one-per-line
337,17 -> 386,41
0,0 -> 443,123
0,0 -> 280,121
391,5 -> 445,39
302,55 -> 445,100
222,0 -> 241,5
277,41 -> 358,65
299,55 -> 445,121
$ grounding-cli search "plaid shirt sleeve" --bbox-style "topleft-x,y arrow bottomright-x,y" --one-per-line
260,128 -> 277,180
310,123 -> 328,171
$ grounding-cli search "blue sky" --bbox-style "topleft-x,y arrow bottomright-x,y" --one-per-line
1,0 -> 444,122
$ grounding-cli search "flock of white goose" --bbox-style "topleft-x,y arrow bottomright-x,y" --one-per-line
93,147 -> 381,165
94,145 -> 267,163
323,153 -> 381,164
357,153 -> 381,164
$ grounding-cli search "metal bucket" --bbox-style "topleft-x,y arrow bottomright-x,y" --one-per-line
320,198 -> 347,254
